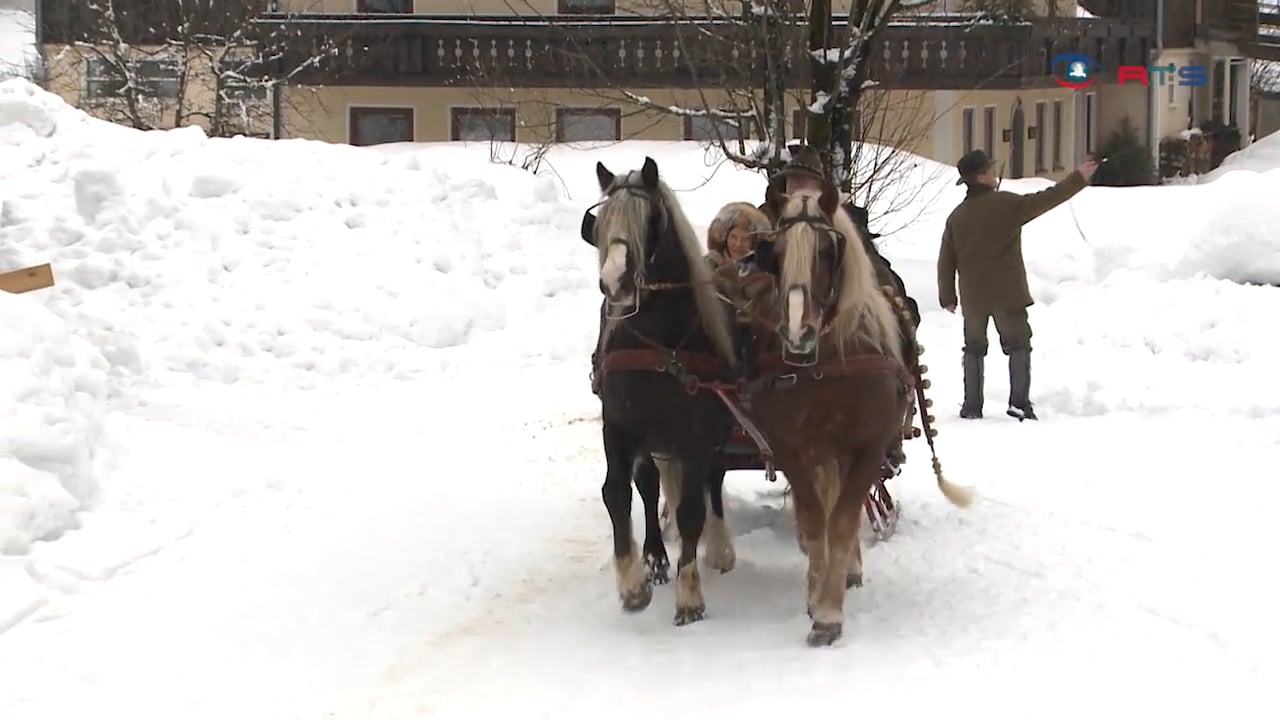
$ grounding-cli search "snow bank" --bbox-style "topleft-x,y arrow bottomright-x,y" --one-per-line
3,73 -> 1279,421
0,79 -> 603,387
0,293 -> 109,554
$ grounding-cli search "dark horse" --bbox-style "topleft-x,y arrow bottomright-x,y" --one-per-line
751,184 -> 975,646
590,157 -> 741,625
582,193 -> 738,588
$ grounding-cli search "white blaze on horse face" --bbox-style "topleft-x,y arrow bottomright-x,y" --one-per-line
600,242 -> 629,296
787,286 -> 806,343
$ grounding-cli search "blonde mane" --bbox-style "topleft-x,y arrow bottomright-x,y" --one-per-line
595,169 -> 738,368
776,190 -> 902,366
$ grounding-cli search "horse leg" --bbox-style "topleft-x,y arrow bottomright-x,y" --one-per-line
846,524 -> 864,589
702,459 -> 736,574
672,452 -> 711,626
634,457 -> 670,585
601,421 -> 651,612
785,466 -> 827,619
656,455 -> 681,542
808,451 -> 881,647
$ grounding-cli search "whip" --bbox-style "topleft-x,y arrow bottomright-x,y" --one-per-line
1067,156 -> 1109,247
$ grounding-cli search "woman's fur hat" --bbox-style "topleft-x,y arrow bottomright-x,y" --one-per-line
706,202 -> 772,254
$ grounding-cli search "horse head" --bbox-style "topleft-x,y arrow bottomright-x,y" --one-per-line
592,157 -> 671,318
767,185 -> 845,358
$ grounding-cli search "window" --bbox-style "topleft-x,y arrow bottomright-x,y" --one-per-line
217,58 -> 268,102
1227,57 -> 1243,127
1034,100 -> 1046,173
85,57 -> 180,100
348,107 -> 414,146
557,0 -> 615,12
982,105 -> 996,160
450,107 -> 516,142
555,108 -> 620,142
1084,92 -> 1097,155
792,108 -> 808,141
961,107 -> 974,154
85,58 -> 125,99
1052,99 -> 1063,169
685,112 -> 744,143
356,0 -> 412,11
1212,58 -> 1227,124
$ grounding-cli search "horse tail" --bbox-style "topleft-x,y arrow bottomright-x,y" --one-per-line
887,292 -> 975,509
913,366 -> 975,508
883,287 -> 975,508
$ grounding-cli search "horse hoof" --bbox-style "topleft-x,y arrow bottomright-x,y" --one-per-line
705,547 -> 736,574
620,583 -> 653,612
646,557 -> 671,585
674,604 -> 705,626
846,573 -> 863,589
806,621 -> 843,647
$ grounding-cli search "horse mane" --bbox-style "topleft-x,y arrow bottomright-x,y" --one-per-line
597,170 -> 737,368
778,189 -> 902,366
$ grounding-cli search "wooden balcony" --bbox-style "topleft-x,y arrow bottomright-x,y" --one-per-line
253,13 -> 1155,91
1079,0 -> 1278,56
40,0 -> 269,45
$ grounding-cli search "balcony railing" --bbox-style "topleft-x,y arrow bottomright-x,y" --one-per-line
254,13 -> 1155,91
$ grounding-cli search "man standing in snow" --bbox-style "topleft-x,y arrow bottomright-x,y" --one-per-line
938,149 -> 1097,421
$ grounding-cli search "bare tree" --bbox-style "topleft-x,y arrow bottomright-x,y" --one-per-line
497,0 -> 946,215
36,0 -> 342,137
846,87 -> 945,234
1252,59 -> 1280,97
499,2 -> 951,181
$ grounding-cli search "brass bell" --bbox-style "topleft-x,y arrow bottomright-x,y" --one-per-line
924,398 -> 933,408
918,364 -> 928,374
920,378 -> 931,389
926,428 -> 938,438
926,414 -> 936,424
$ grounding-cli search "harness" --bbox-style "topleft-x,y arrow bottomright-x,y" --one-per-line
593,188 -> 913,483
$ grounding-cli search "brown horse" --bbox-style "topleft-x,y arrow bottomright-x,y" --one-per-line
750,185 -> 975,646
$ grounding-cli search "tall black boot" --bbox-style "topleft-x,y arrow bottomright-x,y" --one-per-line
1006,349 -> 1037,421
959,351 -> 984,419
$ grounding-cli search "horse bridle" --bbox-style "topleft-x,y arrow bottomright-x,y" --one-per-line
593,179 -> 666,268
593,178 -> 699,324
761,196 -> 847,327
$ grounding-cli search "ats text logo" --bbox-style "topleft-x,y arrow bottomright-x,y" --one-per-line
1050,53 -> 1209,89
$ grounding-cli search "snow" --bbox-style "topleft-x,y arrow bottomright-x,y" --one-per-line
0,8 -> 36,81
2,77 -> 1279,716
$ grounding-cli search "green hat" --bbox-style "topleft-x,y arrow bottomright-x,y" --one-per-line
955,149 -> 994,186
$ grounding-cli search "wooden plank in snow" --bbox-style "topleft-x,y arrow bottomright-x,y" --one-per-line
0,263 -> 55,294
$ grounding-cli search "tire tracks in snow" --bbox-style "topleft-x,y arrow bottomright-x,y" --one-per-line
380,410 -> 608,686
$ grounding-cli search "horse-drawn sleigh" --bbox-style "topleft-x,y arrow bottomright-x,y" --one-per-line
583,154 -> 973,646
715,408 -> 916,543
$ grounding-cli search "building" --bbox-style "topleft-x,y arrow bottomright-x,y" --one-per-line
32,1 -> 1280,181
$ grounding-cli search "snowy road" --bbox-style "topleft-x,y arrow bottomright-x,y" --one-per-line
4,363 -> 1277,719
